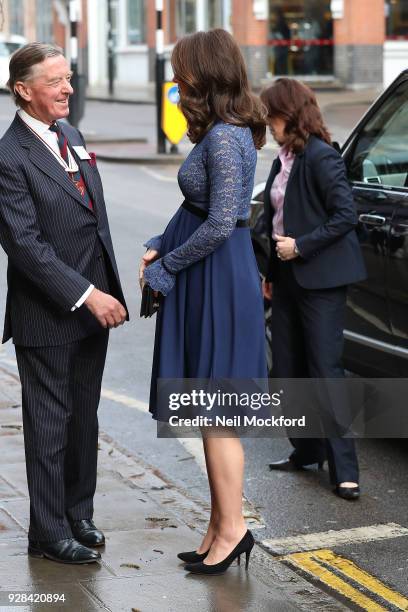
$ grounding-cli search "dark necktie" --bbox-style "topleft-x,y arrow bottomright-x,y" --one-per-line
49,123 -> 93,210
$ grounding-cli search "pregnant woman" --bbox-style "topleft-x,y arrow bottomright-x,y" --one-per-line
140,29 -> 267,575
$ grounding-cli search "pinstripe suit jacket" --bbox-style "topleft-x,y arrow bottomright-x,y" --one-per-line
0,113 -> 127,347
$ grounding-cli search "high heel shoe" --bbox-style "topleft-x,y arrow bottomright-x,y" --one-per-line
184,530 -> 254,575
177,549 -> 209,563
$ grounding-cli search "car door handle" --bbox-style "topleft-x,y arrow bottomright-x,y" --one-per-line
358,214 -> 386,226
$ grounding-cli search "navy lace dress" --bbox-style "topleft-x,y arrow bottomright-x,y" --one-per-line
144,122 -> 267,420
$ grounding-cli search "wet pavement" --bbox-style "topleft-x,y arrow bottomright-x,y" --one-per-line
0,367 -> 345,611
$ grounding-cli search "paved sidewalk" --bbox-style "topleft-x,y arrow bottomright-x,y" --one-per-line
85,83 -> 380,108
86,84 -> 155,105
0,366 -> 348,612
80,87 -> 380,165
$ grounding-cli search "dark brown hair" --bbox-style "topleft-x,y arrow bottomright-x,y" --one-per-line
7,43 -> 63,106
260,78 -> 332,153
171,29 -> 266,149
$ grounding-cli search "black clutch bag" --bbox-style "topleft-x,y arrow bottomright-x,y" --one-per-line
140,284 -> 160,318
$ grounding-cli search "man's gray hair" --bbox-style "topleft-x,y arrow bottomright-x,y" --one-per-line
7,42 -> 64,106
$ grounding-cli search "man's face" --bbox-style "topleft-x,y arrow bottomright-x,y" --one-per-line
18,55 -> 74,124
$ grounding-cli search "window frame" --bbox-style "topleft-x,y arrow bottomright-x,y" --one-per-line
342,73 -> 408,194
126,0 -> 146,46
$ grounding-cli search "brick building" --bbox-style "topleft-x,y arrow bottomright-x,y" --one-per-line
0,0 -> 88,74
1,0 -> 408,91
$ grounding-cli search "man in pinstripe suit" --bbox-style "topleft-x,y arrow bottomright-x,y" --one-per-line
0,44 -> 128,564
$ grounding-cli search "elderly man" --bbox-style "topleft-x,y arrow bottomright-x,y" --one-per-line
0,43 -> 128,564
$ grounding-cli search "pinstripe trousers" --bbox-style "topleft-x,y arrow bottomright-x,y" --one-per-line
15,330 -> 109,542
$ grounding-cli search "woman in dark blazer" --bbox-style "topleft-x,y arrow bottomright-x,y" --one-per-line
261,78 -> 366,500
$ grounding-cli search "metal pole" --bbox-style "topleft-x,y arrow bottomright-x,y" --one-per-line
155,0 -> 166,154
107,0 -> 115,95
68,0 -> 80,126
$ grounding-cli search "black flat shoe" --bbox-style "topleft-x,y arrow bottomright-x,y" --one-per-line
268,457 -> 324,471
178,549 -> 209,563
335,485 -> 360,500
184,530 -> 254,575
70,519 -> 105,547
28,538 -> 101,564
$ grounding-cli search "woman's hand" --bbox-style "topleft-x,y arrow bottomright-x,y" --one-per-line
139,249 -> 159,292
275,235 -> 298,261
262,281 -> 273,301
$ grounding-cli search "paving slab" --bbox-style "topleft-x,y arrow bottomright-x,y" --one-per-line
0,506 -> 25,539
83,570 -> 296,612
0,432 -> 26,464
0,583 -> 103,611
0,538 -> 111,590
99,525 -> 198,578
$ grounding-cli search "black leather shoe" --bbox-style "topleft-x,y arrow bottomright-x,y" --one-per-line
28,538 -> 101,564
70,519 -> 105,547
335,485 -> 360,500
268,457 -> 324,471
178,549 -> 209,563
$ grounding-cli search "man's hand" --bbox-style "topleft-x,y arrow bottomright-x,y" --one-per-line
139,248 -> 159,292
84,288 -> 127,329
275,235 -> 298,261
262,281 -> 273,301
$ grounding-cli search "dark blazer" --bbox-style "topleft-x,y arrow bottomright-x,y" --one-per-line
264,135 -> 366,289
0,114 -> 127,347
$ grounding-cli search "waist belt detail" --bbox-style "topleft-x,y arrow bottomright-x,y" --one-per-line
182,200 -> 250,228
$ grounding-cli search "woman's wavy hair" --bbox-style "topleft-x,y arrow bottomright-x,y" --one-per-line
171,29 -> 266,149
260,78 -> 332,153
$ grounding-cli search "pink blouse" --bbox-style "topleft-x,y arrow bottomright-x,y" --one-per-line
270,147 -> 295,240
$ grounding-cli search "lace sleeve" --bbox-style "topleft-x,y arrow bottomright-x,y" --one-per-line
143,234 -> 162,253
143,258 -> 175,295
161,126 -> 244,275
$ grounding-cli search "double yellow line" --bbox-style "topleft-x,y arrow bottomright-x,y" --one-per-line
284,549 -> 408,611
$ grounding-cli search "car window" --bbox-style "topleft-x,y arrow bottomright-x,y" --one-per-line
346,79 -> 408,189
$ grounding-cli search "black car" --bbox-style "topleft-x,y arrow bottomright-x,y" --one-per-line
250,70 -> 408,377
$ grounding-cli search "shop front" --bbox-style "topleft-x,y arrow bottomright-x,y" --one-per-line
268,0 -> 333,78
384,0 -> 408,86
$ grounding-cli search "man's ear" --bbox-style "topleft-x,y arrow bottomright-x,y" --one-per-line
14,81 -> 32,103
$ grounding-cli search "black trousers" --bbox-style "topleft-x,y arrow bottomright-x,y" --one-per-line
271,261 -> 359,485
15,331 -> 109,542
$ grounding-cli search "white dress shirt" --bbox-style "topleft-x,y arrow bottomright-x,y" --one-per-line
18,109 -> 94,311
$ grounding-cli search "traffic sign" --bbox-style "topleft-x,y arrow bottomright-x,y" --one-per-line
162,82 -> 187,145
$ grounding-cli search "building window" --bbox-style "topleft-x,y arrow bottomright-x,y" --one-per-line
177,0 -> 196,35
268,0 -> 333,77
127,0 -> 145,45
36,0 -> 54,42
208,0 -> 223,29
9,0 -> 24,36
386,0 -> 408,38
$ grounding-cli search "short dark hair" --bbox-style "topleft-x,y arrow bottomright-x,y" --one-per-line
171,29 -> 266,149
260,78 -> 332,153
7,42 -> 63,106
